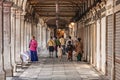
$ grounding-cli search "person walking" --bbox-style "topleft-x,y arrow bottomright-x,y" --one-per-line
47,36 -> 55,58
57,44 -> 63,61
29,36 -> 38,62
66,41 -> 73,61
59,35 -> 65,55
75,38 -> 83,61
66,36 -> 73,46
54,36 -> 61,58
65,36 -> 73,55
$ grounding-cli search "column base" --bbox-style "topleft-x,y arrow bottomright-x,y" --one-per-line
12,64 -> 17,72
5,69 -> 13,77
0,69 -> 5,80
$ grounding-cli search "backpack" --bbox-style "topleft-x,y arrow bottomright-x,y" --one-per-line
55,39 -> 61,46
67,44 -> 73,51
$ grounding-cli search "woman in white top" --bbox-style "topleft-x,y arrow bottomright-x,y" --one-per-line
57,45 -> 63,61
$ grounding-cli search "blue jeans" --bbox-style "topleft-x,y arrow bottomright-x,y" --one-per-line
30,50 -> 38,61
62,45 -> 65,55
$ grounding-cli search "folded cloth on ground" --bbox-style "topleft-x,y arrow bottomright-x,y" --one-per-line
20,51 -> 30,63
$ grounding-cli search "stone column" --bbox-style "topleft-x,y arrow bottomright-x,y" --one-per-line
45,27 -> 47,46
32,23 -> 36,37
43,26 -> 46,47
43,27 -> 47,48
29,22 -> 32,41
35,24 -> 37,38
20,15 -> 25,53
36,24 -> 38,41
31,21 -> 34,36
3,1 -> 13,77
25,21 -> 28,51
40,25 -> 42,47
36,24 -> 39,43
47,29 -> 50,42
28,22 -> 30,40
47,28 -> 49,43
26,22 -> 30,50
11,7 -> 16,72
0,1 -> 5,80
15,9 -> 22,65
41,26 -> 43,47
24,21 -> 27,51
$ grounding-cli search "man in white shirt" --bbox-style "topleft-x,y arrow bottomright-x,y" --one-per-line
66,36 -> 73,46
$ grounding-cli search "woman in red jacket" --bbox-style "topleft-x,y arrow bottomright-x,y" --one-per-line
29,36 -> 38,62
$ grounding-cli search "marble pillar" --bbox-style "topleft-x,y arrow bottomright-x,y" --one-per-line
24,21 -> 27,51
43,27 -> 47,47
0,1 -> 5,80
31,21 -> 33,36
41,26 -> 43,47
40,25 -> 42,46
36,24 -> 39,43
35,24 -> 37,38
47,29 -> 50,42
45,26 -> 47,46
26,22 -> 29,50
15,10 -> 22,65
32,23 -> 36,37
20,15 -> 25,53
3,1 -> 13,77
29,22 -> 32,41
11,7 -> 17,72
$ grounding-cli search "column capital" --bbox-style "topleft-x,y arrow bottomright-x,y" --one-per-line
3,1 -> 13,7
0,1 -> 3,5
3,1 -> 13,14
0,1 -> 3,9
11,7 -> 16,11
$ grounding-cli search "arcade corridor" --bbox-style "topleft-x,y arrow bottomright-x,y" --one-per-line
8,51 -> 107,80
0,0 -> 120,80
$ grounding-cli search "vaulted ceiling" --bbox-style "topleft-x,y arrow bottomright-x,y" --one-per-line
27,0 -> 101,28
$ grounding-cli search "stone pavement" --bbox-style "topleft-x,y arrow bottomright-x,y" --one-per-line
7,49 -> 108,80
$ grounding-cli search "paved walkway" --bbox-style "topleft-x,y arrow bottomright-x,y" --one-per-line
8,49 -> 107,80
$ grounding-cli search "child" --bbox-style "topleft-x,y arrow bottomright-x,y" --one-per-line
67,41 -> 73,61
57,45 -> 63,61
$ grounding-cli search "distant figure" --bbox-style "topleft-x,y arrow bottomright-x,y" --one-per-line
29,36 -> 38,62
66,36 -> 73,46
57,45 -> 63,61
47,36 -> 55,58
66,41 -> 73,61
59,35 -> 65,55
75,38 -> 83,61
54,36 -> 61,58
65,36 -> 73,54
